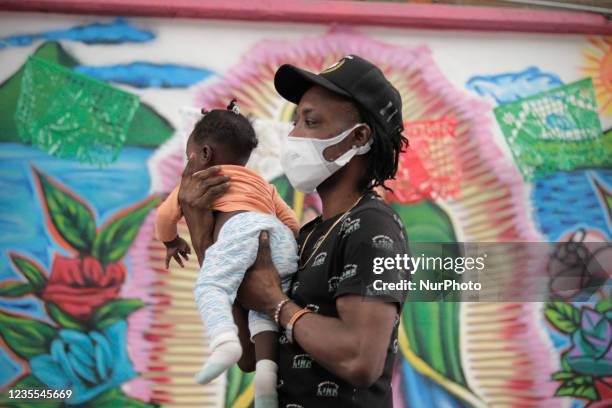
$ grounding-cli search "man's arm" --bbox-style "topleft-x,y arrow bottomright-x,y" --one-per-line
240,203 -> 408,385
277,296 -> 397,388
239,232 -> 400,388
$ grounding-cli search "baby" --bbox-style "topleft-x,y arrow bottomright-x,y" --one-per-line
155,101 -> 298,408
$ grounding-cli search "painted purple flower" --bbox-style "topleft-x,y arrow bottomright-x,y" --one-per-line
566,307 -> 612,377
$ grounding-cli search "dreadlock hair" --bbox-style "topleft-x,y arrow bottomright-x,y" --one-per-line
357,108 -> 409,192
191,101 -> 258,165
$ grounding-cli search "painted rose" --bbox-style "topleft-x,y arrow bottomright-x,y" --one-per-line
566,307 -> 612,378
593,376 -> 612,403
29,320 -> 137,405
42,254 -> 126,321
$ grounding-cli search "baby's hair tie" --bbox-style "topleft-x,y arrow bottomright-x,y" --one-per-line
227,99 -> 240,115
200,108 -> 209,115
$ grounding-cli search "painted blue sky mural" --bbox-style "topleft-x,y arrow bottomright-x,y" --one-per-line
75,62 -> 215,88
466,66 -> 563,105
0,18 -> 154,48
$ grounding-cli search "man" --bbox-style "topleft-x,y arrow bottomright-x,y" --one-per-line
180,55 -> 410,407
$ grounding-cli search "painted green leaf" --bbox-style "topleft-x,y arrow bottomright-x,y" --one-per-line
552,371 -> 576,381
561,351 -> 572,372
395,200 -> 467,389
0,375 -> 62,408
92,196 -> 160,265
0,281 -> 33,297
595,299 -> 612,313
47,302 -> 86,331
0,312 -> 57,360
571,375 -> 593,386
555,381 -> 577,397
573,385 -> 598,401
33,168 -> 97,254
554,374 -> 598,400
225,364 -> 254,408
92,299 -> 145,329
9,253 -> 47,289
83,387 -> 158,408
271,175 -> 293,205
545,302 -> 580,334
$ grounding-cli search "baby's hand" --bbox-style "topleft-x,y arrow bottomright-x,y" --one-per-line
164,236 -> 191,268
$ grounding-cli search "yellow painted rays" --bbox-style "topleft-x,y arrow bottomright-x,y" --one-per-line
580,37 -> 612,116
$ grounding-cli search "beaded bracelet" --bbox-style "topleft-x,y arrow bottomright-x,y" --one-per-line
273,298 -> 290,325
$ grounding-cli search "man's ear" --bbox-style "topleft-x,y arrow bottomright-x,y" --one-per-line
352,124 -> 372,148
322,124 -> 372,161
201,144 -> 213,164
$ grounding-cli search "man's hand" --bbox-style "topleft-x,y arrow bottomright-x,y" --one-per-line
237,231 -> 285,317
178,155 -> 230,211
178,155 -> 230,265
164,236 -> 191,268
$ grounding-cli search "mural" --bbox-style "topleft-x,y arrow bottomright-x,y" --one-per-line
74,63 -> 215,89
0,18 -> 155,48
0,167 -> 159,407
466,66 -> 563,105
580,37 -> 612,117
493,79 -> 608,181
0,13 -> 610,408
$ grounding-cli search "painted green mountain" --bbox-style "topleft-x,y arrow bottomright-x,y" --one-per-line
0,41 -> 174,146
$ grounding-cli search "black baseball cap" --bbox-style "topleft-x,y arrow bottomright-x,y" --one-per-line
274,55 -> 404,136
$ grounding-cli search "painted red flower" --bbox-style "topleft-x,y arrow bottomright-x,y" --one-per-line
42,254 -> 126,321
594,376 -> 612,402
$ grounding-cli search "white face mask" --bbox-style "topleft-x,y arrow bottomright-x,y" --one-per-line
280,123 -> 372,193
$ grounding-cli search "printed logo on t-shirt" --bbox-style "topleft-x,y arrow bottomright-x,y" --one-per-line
394,314 -> 401,327
340,264 -> 358,282
286,404 -> 304,408
341,217 -> 361,236
306,303 -> 320,313
312,252 -> 327,267
372,235 -> 394,251
279,333 -> 289,345
278,379 -> 284,388
328,276 -> 340,292
365,281 -> 392,297
292,353 -> 313,369
291,281 -> 300,295
316,381 -> 339,397
393,338 -> 399,354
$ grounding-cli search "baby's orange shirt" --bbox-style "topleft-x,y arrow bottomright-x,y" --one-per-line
155,165 -> 299,242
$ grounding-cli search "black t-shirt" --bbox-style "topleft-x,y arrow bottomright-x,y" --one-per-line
278,191 -> 410,408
